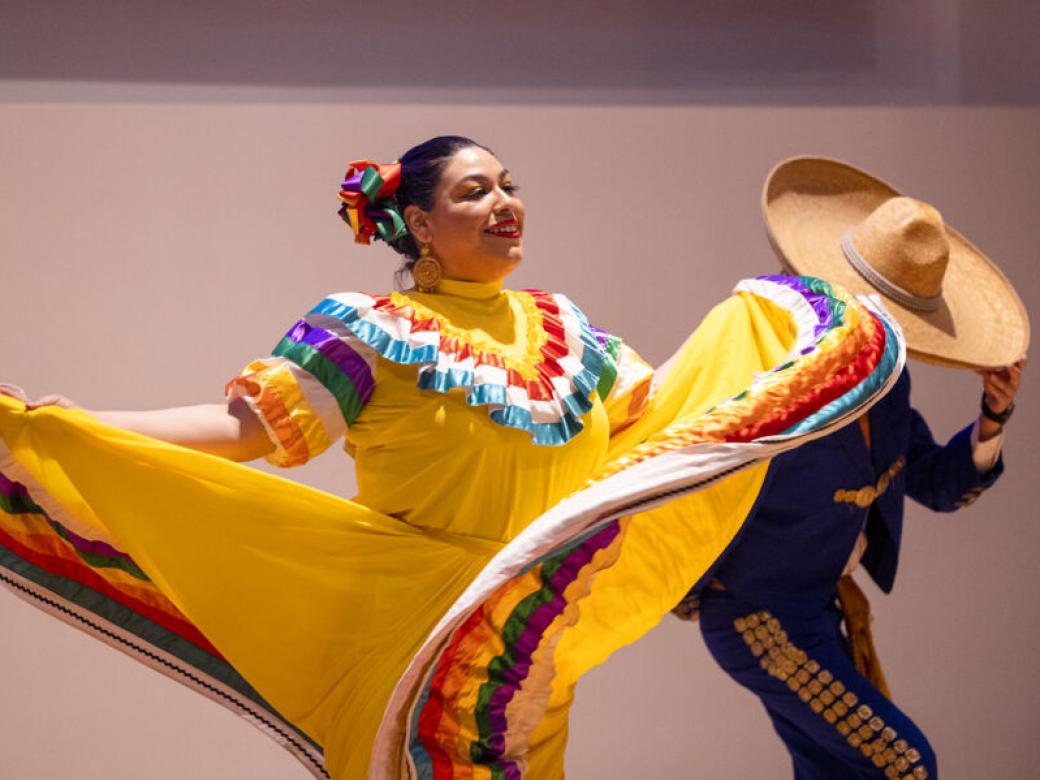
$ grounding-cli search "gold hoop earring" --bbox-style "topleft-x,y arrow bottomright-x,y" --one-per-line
412,244 -> 443,293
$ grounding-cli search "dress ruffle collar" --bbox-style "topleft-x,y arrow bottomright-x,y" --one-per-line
309,287 -> 605,445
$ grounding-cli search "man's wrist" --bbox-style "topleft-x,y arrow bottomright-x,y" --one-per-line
977,414 -> 1004,443
981,393 -> 1014,425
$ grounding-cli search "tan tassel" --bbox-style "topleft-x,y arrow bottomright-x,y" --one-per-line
835,574 -> 892,700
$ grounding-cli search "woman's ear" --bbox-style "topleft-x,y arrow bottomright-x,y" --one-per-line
404,204 -> 432,245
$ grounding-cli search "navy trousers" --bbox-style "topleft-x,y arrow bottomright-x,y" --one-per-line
699,589 -> 937,779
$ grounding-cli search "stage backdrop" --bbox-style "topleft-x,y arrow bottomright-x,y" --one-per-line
1,3 -> 1037,779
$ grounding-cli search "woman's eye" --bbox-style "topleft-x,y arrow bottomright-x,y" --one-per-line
459,183 -> 519,199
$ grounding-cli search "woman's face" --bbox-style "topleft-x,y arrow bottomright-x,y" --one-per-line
406,146 -> 525,283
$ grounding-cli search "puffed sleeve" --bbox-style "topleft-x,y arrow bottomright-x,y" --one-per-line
592,328 -> 656,436
226,308 -> 378,467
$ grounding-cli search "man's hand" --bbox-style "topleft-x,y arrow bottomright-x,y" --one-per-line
977,356 -> 1026,441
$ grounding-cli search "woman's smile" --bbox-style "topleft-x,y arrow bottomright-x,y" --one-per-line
485,218 -> 522,240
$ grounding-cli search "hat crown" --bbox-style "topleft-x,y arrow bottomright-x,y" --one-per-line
849,196 -> 949,298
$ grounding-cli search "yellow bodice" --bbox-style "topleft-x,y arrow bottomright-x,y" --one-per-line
348,279 -> 612,541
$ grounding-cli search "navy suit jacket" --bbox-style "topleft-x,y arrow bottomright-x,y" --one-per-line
709,370 -> 1004,615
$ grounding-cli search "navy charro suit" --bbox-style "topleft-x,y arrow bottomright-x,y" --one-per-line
696,369 -> 1003,779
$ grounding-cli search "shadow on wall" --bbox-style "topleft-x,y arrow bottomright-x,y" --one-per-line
1,0 -> 1037,104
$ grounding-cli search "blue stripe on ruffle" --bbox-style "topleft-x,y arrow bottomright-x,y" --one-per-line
407,680 -> 436,780
780,311 -> 900,436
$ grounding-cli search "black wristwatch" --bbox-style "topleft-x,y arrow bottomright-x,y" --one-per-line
981,393 -> 1014,425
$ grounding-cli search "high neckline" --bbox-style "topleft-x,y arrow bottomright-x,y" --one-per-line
433,278 -> 504,300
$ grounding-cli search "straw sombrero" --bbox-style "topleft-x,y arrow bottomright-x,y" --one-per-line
762,157 -> 1029,370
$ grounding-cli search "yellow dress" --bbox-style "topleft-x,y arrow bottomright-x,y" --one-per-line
0,275 -> 904,778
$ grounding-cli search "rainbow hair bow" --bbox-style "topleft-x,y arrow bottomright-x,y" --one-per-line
337,160 -> 409,245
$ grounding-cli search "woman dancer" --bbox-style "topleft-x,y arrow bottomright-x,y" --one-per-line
0,136 -> 903,778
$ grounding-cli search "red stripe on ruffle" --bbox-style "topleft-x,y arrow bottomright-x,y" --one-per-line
0,525 -> 222,657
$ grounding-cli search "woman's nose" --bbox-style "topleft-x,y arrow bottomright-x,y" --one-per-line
493,187 -> 519,213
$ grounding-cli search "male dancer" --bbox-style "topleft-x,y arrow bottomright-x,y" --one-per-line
681,158 -> 1027,779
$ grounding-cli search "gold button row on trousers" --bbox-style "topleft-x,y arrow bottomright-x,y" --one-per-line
833,457 -> 906,508
735,611 -> 928,779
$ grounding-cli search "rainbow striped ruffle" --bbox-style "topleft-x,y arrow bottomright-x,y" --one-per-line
229,288 -> 620,459
370,276 -> 905,779
0,462 -> 328,776
308,289 -> 608,446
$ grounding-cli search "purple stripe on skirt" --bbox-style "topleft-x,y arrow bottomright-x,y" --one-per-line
50,519 -> 138,565
0,472 -> 30,498
0,471 -> 138,564
483,522 -> 624,754
758,275 -> 834,340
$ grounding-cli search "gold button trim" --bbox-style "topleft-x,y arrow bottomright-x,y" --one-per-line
834,457 -> 906,507
733,610 -> 929,778
955,485 -> 987,508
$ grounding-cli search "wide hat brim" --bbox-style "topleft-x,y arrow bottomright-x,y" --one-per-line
762,157 -> 1029,370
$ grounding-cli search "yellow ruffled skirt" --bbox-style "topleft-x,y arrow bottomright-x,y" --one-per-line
0,278 -> 903,779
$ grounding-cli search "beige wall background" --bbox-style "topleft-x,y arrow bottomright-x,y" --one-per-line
1,3 -> 1038,779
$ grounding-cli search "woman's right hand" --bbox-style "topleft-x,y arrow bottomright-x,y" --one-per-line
0,384 -> 80,410
0,383 -> 31,404
24,393 -> 81,410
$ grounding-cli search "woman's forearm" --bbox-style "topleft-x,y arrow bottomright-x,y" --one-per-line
93,401 -> 274,462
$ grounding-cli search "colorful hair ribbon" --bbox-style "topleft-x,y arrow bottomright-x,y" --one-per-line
337,160 -> 409,245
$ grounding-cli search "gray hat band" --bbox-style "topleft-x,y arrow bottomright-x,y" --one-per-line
840,229 -> 942,312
